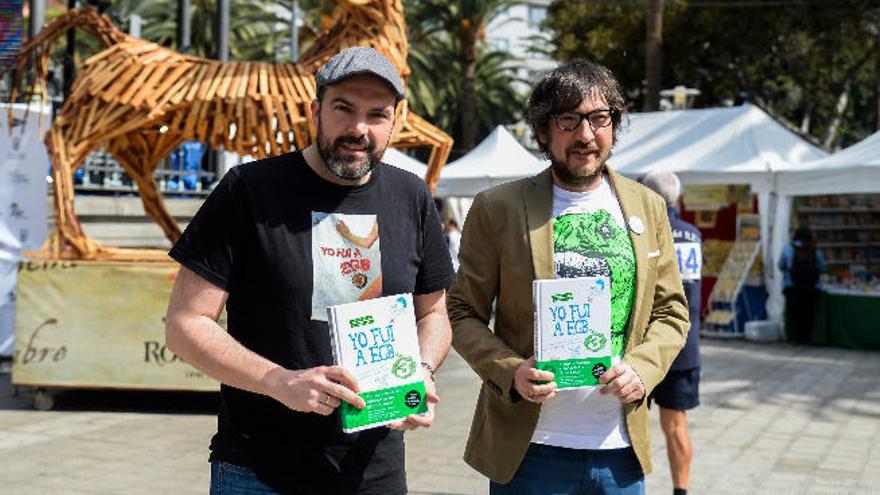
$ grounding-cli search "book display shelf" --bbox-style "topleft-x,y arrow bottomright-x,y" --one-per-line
793,193 -> 880,285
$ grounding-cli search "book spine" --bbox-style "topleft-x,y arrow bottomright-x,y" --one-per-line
326,306 -> 342,367
533,280 -> 541,361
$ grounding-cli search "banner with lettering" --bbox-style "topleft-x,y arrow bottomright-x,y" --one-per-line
0,104 -> 50,251
0,258 -> 15,356
12,259 -> 219,391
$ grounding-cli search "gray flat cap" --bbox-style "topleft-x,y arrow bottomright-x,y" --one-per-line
315,46 -> 406,101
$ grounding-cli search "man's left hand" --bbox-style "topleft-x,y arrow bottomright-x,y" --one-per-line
598,363 -> 645,403
389,372 -> 439,431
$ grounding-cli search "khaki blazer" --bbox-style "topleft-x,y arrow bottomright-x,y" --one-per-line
447,167 -> 690,483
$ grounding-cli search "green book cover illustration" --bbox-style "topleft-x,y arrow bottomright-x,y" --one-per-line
327,293 -> 427,433
533,276 -> 612,389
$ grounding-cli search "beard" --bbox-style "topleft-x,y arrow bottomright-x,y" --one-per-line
549,141 -> 611,188
316,123 -> 384,181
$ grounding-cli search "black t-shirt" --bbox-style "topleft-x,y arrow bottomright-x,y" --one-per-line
169,151 -> 454,495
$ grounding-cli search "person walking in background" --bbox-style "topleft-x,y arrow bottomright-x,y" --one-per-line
641,170 -> 702,495
444,219 -> 461,272
778,225 -> 825,344
447,59 -> 689,495
164,47 -> 455,495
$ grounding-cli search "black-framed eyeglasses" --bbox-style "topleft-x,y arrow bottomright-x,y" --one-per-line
552,108 -> 618,132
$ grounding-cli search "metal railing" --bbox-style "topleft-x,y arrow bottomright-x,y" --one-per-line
74,148 -> 219,197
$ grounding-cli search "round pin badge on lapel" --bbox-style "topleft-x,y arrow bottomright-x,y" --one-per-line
628,216 -> 645,235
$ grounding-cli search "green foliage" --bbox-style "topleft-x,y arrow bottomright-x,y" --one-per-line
405,0 -> 527,153
44,0 -> 290,64
544,0 -> 880,148
407,33 -> 524,154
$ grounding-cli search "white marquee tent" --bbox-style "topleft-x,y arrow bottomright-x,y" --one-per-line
766,131 -> 880,323
383,147 -> 428,177
774,130 -> 880,196
434,125 -> 545,198
611,103 -> 827,191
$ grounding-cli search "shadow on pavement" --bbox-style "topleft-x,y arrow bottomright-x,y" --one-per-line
0,371 -> 219,415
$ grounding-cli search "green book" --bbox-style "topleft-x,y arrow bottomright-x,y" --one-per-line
327,293 -> 427,433
533,276 -> 612,389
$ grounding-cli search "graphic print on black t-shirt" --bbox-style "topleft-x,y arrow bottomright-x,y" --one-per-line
311,212 -> 383,321
553,210 -> 635,357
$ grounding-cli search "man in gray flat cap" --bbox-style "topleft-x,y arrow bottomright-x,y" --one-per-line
165,46 -> 454,495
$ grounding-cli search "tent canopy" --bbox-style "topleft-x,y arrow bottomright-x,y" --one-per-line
382,147 -> 428,177
610,104 -> 827,192
434,125 -> 545,197
774,131 -> 880,196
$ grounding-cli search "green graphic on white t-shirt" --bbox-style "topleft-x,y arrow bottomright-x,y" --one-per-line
553,210 -> 635,356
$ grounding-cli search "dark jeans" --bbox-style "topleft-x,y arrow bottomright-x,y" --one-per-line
784,287 -> 819,344
489,443 -> 645,495
211,461 -> 280,495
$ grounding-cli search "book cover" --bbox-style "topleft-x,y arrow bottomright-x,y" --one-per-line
533,276 -> 612,389
327,293 -> 427,432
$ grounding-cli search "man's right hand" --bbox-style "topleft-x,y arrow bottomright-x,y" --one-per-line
513,357 -> 558,403
266,366 -> 366,416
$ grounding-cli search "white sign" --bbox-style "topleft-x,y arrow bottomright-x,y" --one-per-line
0,104 -> 50,251
675,241 -> 702,281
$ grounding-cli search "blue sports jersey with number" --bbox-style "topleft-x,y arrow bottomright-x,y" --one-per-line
669,207 -> 701,370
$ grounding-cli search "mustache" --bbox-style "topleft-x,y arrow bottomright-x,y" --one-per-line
567,142 -> 599,153
334,134 -> 373,150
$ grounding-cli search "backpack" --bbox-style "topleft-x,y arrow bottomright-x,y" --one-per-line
790,245 -> 819,288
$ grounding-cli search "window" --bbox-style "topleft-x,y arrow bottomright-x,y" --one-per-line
489,37 -> 510,52
528,5 -> 547,29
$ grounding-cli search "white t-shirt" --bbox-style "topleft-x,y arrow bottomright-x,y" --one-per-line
446,230 -> 461,272
531,175 -> 635,450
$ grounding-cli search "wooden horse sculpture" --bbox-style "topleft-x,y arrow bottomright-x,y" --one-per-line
10,0 -> 453,261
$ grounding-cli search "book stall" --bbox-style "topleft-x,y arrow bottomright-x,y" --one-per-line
785,193 -> 880,350
772,132 -> 880,351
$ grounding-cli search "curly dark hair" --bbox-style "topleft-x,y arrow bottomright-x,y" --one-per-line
527,59 -> 629,157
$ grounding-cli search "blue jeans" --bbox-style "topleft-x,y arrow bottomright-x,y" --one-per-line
210,461 -> 280,495
490,443 -> 645,495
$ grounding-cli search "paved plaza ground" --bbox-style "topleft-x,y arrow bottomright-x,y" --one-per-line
1,339 -> 879,494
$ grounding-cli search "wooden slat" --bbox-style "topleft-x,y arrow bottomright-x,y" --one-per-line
182,63 -> 209,102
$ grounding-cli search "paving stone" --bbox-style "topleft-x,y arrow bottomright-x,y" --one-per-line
2,339 -> 878,494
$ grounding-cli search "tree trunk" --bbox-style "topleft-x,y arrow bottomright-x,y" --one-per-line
460,27 -> 478,152
799,101 -> 813,135
876,31 -> 880,130
643,0 -> 663,111
822,87 -> 848,150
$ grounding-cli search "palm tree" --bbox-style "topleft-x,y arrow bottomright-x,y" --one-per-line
46,0 -> 290,62
407,33 -> 524,157
406,0 -> 517,151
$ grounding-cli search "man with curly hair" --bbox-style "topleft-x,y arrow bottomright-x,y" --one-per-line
448,59 -> 689,495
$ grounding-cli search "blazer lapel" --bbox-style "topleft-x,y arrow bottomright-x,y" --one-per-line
607,168 -> 649,349
526,168 -> 555,281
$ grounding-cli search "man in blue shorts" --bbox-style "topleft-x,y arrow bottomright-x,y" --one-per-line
641,170 -> 701,495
